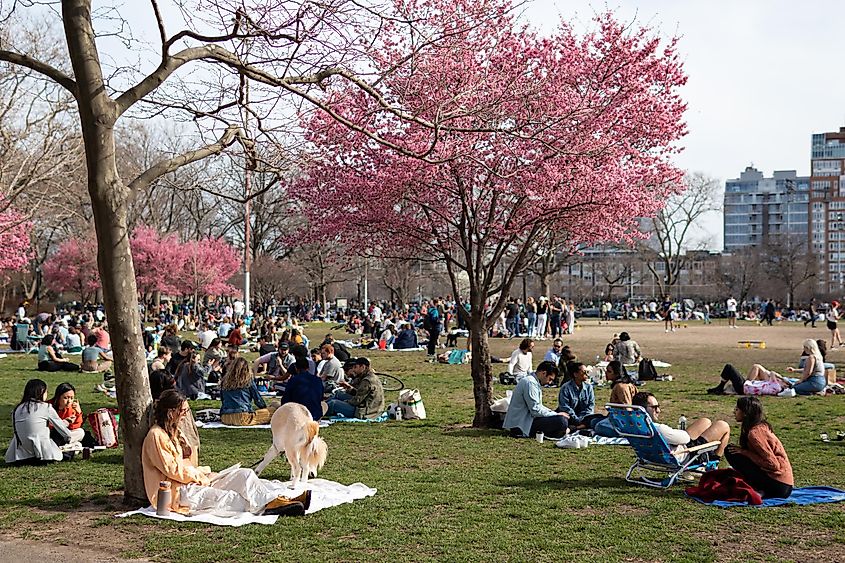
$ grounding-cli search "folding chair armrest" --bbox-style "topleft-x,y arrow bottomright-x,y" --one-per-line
685,440 -> 720,453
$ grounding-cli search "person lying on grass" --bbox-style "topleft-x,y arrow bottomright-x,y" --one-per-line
142,390 -> 308,517
725,397 -> 794,499
632,391 -> 730,462
709,339 -> 827,396
503,361 -> 568,439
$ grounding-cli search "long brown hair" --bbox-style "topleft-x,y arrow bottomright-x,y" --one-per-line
736,396 -> 771,449
221,357 -> 252,390
153,389 -> 191,456
154,390 -> 186,440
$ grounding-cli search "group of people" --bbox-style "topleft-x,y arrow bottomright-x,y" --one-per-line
502,363 -> 793,500
6,380 -> 98,464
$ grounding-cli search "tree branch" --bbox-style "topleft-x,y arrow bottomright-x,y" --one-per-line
128,124 -> 245,192
0,49 -> 78,97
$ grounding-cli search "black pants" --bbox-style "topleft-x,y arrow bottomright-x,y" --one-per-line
38,360 -> 80,372
427,330 -> 440,356
725,449 -> 793,499
550,315 -> 561,337
529,415 -> 568,438
718,364 -> 746,394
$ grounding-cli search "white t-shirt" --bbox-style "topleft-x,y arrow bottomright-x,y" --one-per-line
654,422 -> 690,447
726,298 -> 737,312
827,308 -> 839,323
197,329 -> 217,349
233,301 -> 245,315
371,306 -> 383,323
507,349 -> 533,376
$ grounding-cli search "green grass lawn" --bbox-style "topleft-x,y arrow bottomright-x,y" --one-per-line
0,321 -> 844,562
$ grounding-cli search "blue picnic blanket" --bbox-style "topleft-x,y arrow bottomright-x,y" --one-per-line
688,486 -> 845,508
328,412 -> 389,423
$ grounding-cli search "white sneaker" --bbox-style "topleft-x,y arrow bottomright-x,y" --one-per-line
555,436 -> 580,449
777,388 -> 797,398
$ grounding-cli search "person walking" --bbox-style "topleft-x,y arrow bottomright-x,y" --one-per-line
726,295 -> 738,329
804,298 -> 817,328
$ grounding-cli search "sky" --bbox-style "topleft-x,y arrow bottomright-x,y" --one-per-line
523,0 -> 845,249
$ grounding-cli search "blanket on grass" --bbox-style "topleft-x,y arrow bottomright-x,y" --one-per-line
115,478 -> 377,526
687,485 -> 845,508
196,420 -> 333,430
555,435 -> 629,448
684,469 -> 762,505
328,412 -> 389,423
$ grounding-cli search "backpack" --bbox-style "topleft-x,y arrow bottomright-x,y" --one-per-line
333,342 -> 351,362
638,358 -> 658,382
87,408 -> 119,448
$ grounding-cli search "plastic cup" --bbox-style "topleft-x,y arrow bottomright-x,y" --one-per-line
536,432 -> 544,444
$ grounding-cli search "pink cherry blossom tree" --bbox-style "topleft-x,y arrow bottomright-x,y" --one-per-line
42,237 -> 100,302
0,204 -> 33,276
130,226 -> 183,314
299,5 -> 688,425
178,237 -> 242,306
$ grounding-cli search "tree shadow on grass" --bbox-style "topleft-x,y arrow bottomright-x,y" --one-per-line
0,492 -> 122,512
441,427 -> 507,438
496,476 -> 686,500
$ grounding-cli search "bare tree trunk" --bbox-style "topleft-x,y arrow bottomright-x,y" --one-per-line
468,313 -> 493,427
64,0 -> 150,505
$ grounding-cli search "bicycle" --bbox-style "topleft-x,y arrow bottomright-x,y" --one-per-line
375,372 -> 405,392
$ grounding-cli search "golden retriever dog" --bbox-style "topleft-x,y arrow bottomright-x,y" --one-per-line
254,403 -> 327,488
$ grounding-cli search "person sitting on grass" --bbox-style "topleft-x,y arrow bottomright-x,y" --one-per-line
612,332 -> 642,365
393,322 -> 419,350
724,396 -> 794,499
6,379 -> 73,464
219,357 -> 274,426
175,349 -> 210,400
325,357 -> 385,419
543,338 -> 564,364
150,346 -> 171,373
50,382 -> 98,448
149,369 -> 200,453
64,325 -> 83,353
592,361 -> 638,437
507,338 -> 534,382
37,334 -> 79,372
557,362 -> 602,431
632,391 -> 731,461
503,361 -> 568,439
141,390 -> 309,517
281,357 -> 325,421
81,333 -> 113,373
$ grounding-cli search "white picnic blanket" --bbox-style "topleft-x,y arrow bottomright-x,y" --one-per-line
116,478 -> 376,526
597,360 -> 671,369
195,420 -> 333,430
555,435 -> 629,448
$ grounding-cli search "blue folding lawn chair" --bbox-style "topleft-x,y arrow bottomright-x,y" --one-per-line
15,323 -> 40,354
606,403 -> 720,489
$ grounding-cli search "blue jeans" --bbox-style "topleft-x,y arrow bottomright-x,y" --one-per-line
593,417 -> 618,437
526,314 -> 536,338
792,374 -> 826,395
326,399 -> 356,418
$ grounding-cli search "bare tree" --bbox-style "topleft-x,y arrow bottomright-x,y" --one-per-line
526,231 -> 578,297
761,235 -> 816,307
639,172 -> 721,297
717,247 -> 761,304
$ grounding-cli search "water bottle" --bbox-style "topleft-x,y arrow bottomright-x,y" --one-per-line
395,406 -> 402,421
678,415 -> 687,431
156,481 -> 172,516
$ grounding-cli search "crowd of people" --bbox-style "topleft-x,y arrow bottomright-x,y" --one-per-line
5,291 -> 840,510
